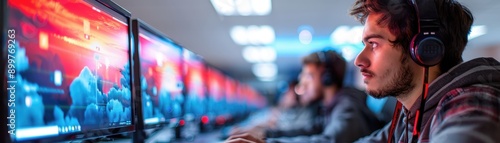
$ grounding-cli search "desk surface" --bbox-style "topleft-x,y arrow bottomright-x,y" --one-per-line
101,129 -> 224,143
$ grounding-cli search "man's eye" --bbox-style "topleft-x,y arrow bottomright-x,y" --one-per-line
369,42 -> 378,49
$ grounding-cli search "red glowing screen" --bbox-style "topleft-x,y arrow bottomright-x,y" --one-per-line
138,25 -> 184,122
139,31 -> 183,96
207,67 -> 225,101
225,77 -> 238,102
184,51 -> 206,99
6,0 -> 132,141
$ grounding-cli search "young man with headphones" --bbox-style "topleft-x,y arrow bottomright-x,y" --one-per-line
350,0 -> 500,142
226,50 -> 385,143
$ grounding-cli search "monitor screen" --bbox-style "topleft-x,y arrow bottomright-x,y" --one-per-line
4,0 -> 133,142
206,67 -> 229,125
248,87 -> 266,109
237,84 -> 249,114
225,77 -> 239,115
240,84 -> 250,106
183,50 -> 206,118
135,20 -> 184,127
206,67 -> 225,116
225,77 -> 237,103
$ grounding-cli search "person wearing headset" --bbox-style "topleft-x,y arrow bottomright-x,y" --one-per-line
225,80 -> 317,140
350,0 -> 500,142
226,50 -> 385,143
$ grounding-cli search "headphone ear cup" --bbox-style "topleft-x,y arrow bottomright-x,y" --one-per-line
321,72 -> 335,86
410,34 -> 445,67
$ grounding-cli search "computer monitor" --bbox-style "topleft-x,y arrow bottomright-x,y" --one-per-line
234,81 -> 247,118
241,84 -> 262,114
182,50 -> 206,120
132,19 -> 184,129
250,88 -> 267,111
239,84 -> 250,114
241,84 -> 254,115
225,77 -> 238,119
206,66 -> 227,126
2,0 -> 135,142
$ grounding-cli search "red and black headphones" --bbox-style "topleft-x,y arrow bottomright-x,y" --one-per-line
388,0 -> 444,142
409,0 -> 444,67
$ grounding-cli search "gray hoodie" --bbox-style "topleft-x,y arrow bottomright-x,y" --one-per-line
356,57 -> 500,143
266,87 -> 385,143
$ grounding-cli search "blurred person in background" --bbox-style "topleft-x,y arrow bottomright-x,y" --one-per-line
226,50 -> 385,143
223,80 -> 318,140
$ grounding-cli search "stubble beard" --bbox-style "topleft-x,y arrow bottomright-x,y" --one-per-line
368,60 -> 415,99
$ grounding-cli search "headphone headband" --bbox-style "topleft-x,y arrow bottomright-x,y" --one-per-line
412,0 -> 440,33
317,51 -> 327,64
316,50 -> 337,68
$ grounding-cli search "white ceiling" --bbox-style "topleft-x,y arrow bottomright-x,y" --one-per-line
113,0 -> 500,96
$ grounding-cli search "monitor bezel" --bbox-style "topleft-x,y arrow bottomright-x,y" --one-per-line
3,0 -> 136,142
132,19 -> 185,130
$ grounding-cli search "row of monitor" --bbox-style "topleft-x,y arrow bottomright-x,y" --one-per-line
0,0 -> 266,142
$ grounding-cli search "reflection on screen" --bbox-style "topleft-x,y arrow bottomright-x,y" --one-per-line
6,0 -> 132,141
138,28 -> 184,125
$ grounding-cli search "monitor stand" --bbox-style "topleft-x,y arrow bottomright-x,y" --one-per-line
133,130 -> 147,143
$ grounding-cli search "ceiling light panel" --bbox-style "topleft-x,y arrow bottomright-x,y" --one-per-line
230,25 -> 275,45
211,0 -> 272,16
